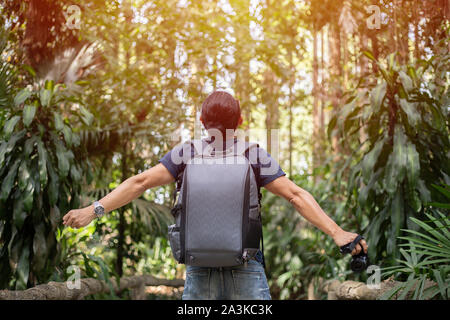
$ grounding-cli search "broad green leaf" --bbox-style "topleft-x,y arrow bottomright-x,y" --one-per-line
362,51 -> 375,61
0,142 -> 7,167
408,189 -> 422,212
18,160 -> 30,191
362,137 -> 385,182
4,115 -> 21,139
22,105 -> 37,127
384,127 -> 408,194
427,202 -> 450,209
44,79 -> 54,92
62,125 -> 72,147
399,71 -> 413,93
23,181 -> 35,212
8,235 -> 21,273
23,136 -> 37,156
378,64 -> 391,85
407,66 -> 418,84
70,165 -> 81,182
72,132 -> 80,147
3,131 -> 26,159
367,208 -> 388,262
429,104 -> 445,131
359,169 -> 382,207
39,88 -> 52,107
370,82 -> 387,113
399,99 -> 420,127
0,159 -> 20,201
13,198 -> 27,229
327,115 -> 337,139
405,145 -> 420,182
387,53 -> 397,72
56,150 -> 70,178
387,192 -> 404,255
49,206 -> 60,230
54,113 -> 64,131
417,179 -> 431,203
36,140 -> 48,187
431,184 -> 450,199
14,89 -> 31,106
80,106 -> 94,126
32,223 -> 48,271
47,163 -> 59,206
16,245 -> 30,290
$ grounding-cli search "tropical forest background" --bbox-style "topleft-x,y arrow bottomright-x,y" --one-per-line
0,0 -> 449,300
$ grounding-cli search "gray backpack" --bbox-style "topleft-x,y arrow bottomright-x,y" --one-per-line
168,139 -> 263,267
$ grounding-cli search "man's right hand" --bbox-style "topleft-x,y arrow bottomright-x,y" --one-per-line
332,228 -> 368,256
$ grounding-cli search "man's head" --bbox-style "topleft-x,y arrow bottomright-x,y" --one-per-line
200,91 -> 243,139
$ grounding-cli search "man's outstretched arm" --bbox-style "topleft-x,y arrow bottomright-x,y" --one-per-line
264,176 -> 368,255
63,163 -> 175,229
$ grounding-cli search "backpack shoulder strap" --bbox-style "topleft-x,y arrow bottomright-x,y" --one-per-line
171,138 -> 209,208
235,140 -> 259,157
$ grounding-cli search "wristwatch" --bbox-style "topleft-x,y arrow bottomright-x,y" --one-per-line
93,201 -> 105,218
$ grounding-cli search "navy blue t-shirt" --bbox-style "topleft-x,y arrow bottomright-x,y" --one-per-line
158,137 -> 286,189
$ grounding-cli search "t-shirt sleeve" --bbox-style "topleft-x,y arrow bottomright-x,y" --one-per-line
256,147 -> 286,187
158,143 -> 186,179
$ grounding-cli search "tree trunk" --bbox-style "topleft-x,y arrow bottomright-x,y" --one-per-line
116,142 -> 129,278
288,50 -> 294,177
264,69 -> 279,155
369,30 -> 379,73
321,279 -> 437,300
312,27 -> 321,170
0,274 -> 184,300
414,3 -> 421,61
328,23 -> 342,161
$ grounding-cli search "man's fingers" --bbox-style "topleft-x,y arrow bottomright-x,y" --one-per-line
62,212 -> 70,223
66,215 -> 76,227
361,240 -> 368,253
63,211 -> 74,224
351,243 -> 363,255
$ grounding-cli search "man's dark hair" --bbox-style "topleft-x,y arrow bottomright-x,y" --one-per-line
201,91 -> 241,138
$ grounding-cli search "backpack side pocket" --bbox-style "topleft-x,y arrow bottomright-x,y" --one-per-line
168,224 -> 182,263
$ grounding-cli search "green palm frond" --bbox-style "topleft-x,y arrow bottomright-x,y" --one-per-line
379,193 -> 450,300
130,198 -> 172,234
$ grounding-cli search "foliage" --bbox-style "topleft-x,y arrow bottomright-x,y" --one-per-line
0,69 -> 94,288
379,184 -> 450,300
85,187 -> 173,275
262,174 -> 351,300
0,0 -> 82,77
0,0 -> 448,300
328,40 -> 450,265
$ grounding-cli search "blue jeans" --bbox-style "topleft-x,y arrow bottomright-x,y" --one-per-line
182,259 -> 271,300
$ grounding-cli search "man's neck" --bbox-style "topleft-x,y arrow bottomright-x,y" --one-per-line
206,135 -> 237,150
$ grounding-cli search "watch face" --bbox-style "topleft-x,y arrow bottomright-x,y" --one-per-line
94,206 -> 104,216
